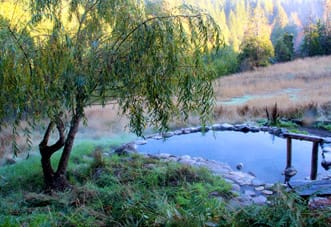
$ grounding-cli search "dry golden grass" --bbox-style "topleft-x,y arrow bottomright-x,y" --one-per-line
80,104 -> 129,138
213,55 -> 331,122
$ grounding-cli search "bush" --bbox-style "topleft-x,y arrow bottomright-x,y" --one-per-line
209,46 -> 239,77
238,36 -> 274,71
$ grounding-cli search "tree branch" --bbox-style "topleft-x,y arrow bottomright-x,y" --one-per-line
39,117 -> 65,157
7,26 -> 33,78
111,14 -> 203,53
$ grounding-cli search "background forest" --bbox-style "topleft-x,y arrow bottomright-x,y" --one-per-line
1,0 -> 331,75
147,0 -> 331,73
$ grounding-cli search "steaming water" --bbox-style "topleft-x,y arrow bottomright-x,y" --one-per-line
137,131 -> 330,183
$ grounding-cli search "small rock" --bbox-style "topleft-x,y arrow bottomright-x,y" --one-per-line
238,194 -> 253,203
260,126 -> 269,132
232,183 -> 241,191
179,159 -> 196,165
192,157 -> 205,162
250,127 -> 260,133
224,179 -> 235,184
182,128 -> 191,134
153,135 -> 163,140
220,123 -> 234,130
180,155 -> 191,160
5,158 -> 16,165
190,127 -> 202,133
309,196 -> 331,209
244,190 -> 256,197
262,190 -> 273,195
264,183 -> 274,189
158,153 -> 172,159
173,130 -> 183,135
252,179 -> 264,186
212,124 -> 222,130
135,140 -> 147,145
236,162 -> 244,170
252,195 -> 267,205
205,222 -> 218,227
238,126 -> 250,133
321,160 -> 331,170
255,186 -> 264,191
162,132 -> 174,138
167,157 -> 178,162
114,143 -> 137,155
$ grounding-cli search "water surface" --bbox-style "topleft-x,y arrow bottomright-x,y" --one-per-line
138,131 -> 329,183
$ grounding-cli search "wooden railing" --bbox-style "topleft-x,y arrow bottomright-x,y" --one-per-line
283,132 -> 324,181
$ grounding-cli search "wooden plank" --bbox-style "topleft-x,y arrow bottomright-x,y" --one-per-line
283,133 -> 324,143
286,138 -> 292,168
310,142 -> 319,180
291,180 -> 331,197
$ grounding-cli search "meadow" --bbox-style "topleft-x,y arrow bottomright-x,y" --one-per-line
213,56 -> 331,123
79,56 -> 331,137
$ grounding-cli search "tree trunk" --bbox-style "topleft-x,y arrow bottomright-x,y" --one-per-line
39,118 -> 65,190
56,114 -> 81,175
39,114 -> 81,191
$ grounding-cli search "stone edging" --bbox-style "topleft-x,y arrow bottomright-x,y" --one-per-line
114,123 -> 331,206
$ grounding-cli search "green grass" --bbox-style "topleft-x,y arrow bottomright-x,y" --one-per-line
1,140 -> 330,226
316,122 -> 331,132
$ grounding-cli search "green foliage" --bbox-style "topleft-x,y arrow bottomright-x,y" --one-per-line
209,45 -> 239,77
301,20 -> 331,57
238,36 -> 274,71
316,122 -> 331,131
1,145 -> 331,226
0,145 -> 233,226
275,32 -> 294,62
1,0 -> 222,188
0,0 -> 222,138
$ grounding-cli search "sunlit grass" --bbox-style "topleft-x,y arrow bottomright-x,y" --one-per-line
213,55 -> 331,123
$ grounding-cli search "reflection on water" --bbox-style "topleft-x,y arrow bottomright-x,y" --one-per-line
137,131 -> 328,183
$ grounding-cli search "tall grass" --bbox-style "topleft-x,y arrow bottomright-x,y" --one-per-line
213,56 -> 331,123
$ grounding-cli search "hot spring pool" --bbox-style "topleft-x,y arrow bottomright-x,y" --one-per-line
137,131 -> 330,183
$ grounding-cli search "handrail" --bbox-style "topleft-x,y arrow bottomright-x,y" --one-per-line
282,132 -> 324,182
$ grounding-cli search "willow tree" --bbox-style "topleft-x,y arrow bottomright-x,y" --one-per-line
0,0 -> 221,190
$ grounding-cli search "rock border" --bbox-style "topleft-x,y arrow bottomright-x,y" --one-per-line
115,123 -> 331,205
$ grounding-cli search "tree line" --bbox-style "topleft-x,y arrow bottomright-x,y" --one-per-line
159,0 -> 331,74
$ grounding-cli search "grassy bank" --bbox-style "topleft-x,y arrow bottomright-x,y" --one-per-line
1,140 -> 330,226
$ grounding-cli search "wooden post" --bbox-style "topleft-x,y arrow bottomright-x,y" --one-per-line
310,142 -> 319,180
286,137 -> 292,168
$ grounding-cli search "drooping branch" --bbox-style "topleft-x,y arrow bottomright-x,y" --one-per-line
6,25 -> 33,78
111,14 -> 204,53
